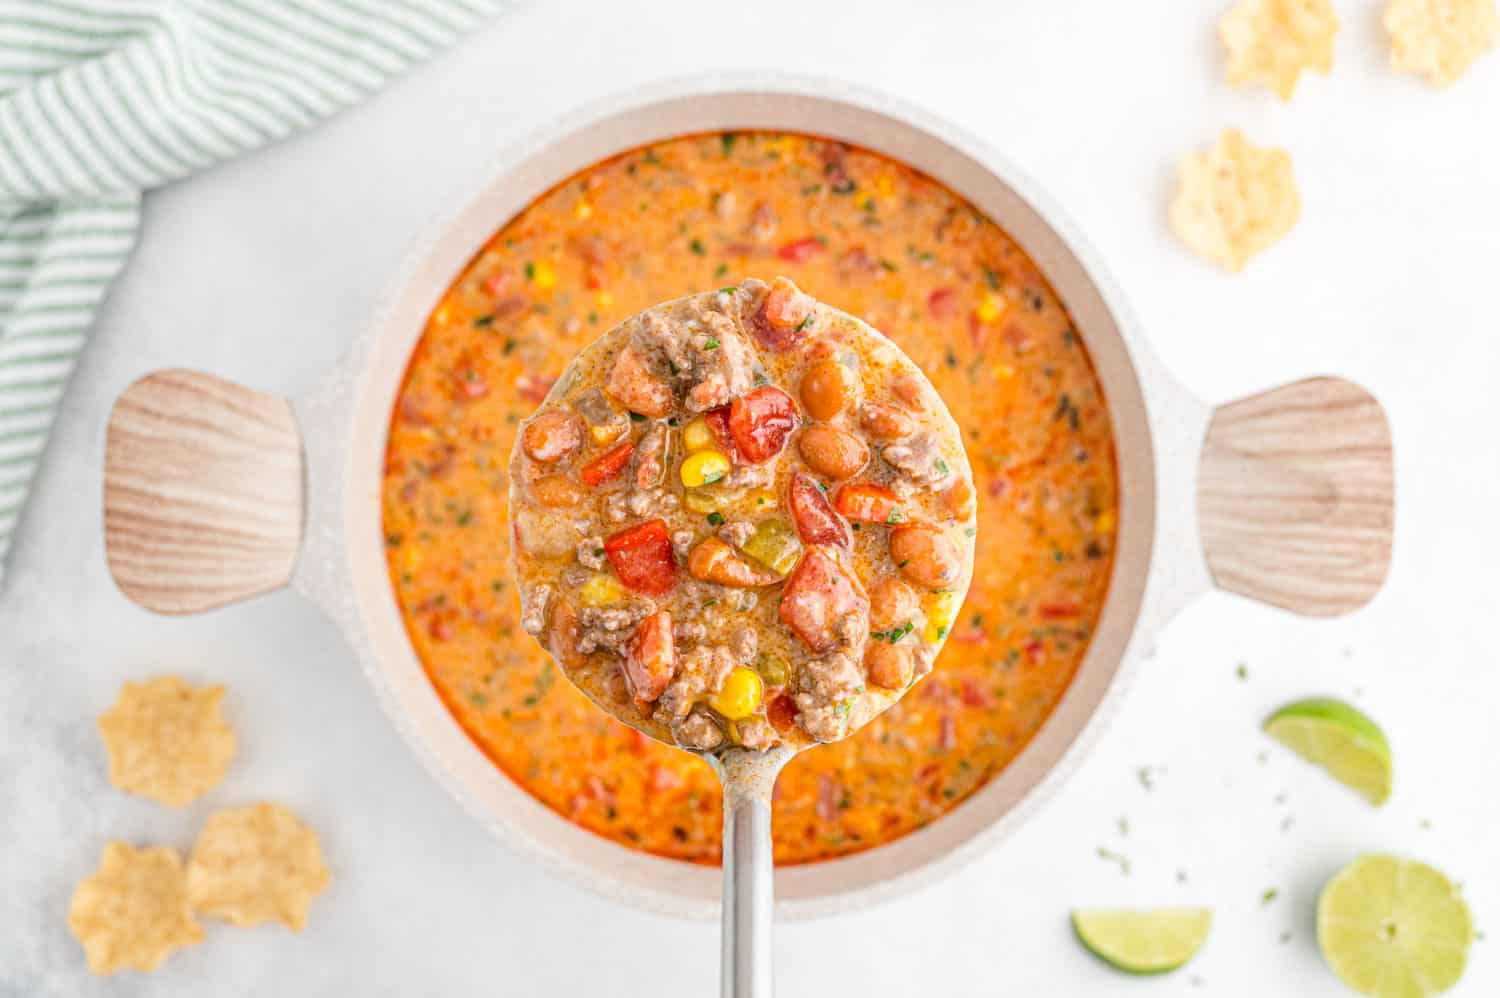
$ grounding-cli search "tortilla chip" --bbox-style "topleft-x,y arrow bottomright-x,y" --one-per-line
68,842 -> 204,975
1170,129 -> 1301,272
1221,0 -> 1339,99
1385,0 -> 1500,85
98,675 -> 236,807
187,803 -> 330,931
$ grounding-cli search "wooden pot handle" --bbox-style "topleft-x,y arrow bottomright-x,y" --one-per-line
1197,376 -> 1393,617
104,369 -> 304,615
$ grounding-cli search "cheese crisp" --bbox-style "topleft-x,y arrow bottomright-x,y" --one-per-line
97,675 -> 236,807
68,842 -> 204,975
1170,129 -> 1301,272
1221,0 -> 1339,100
1385,0 -> 1500,85
186,803 -> 330,931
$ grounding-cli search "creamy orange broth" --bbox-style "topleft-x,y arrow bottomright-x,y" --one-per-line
382,132 -> 1117,865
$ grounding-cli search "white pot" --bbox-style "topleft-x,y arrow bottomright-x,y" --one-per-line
102,77 -> 1393,921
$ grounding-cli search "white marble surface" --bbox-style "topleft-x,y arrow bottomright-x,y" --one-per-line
3,1 -> 1498,994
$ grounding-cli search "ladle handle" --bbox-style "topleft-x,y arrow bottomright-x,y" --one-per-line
722,790 -> 775,998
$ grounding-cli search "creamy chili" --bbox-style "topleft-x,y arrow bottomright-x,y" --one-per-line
382,132 -> 1117,865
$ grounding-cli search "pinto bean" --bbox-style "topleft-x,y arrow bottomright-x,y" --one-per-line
797,425 -> 868,481
687,537 -> 780,588
890,372 -> 931,412
800,360 -> 857,421
865,642 -> 914,690
531,474 -> 586,508
889,524 -> 964,590
868,576 -> 919,629
943,477 -> 977,519
521,410 -> 582,463
859,402 -> 916,440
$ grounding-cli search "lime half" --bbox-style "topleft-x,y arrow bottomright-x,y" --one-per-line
1265,697 -> 1393,805
1319,855 -> 1472,997
1071,908 -> 1212,974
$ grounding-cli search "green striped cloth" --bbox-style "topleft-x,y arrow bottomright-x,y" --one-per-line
0,0 -> 503,582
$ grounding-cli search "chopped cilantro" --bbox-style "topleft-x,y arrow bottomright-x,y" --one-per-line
964,525 -> 977,537
885,508 -> 905,525
704,337 -> 720,350
588,311 -> 599,325
524,261 -> 536,281
794,314 -> 815,334
830,177 -> 857,195
628,411 -> 646,422
689,238 -> 706,256
472,314 -> 494,328
503,337 -> 517,354
720,133 -> 736,156
718,285 -> 737,295
707,511 -> 725,526
714,263 -> 730,279
983,267 -> 1001,291
703,470 -> 725,485
934,458 -> 950,475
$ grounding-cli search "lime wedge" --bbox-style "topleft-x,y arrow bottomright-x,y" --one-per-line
1265,697 -> 1392,805
1318,855 -> 1472,997
1071,908 -> 1212,974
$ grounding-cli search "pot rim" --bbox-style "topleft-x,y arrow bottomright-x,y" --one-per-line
313,73 -> 1182,921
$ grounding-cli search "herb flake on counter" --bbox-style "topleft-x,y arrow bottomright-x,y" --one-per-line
1261,888 -> 1279,906
1096,846 -> 1131,876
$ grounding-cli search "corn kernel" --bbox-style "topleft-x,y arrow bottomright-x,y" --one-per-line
995,364 -> 1016,379
683,489 -> 718,514
682,417 -> 715,453
1095,509 -> 1117,535
402,545 -> 422,575
579,573 -> 627,607
590,422 -> 624,445
680,449 -> 730,488
573,200 -> 593,220
924,590 -> 962,644
976,293 -> 1007,324
531,260 -> 557,291
596,290 -> 614,308
431,303 -> 451,328
875,174 -> 895,197
711,667 -> 763,721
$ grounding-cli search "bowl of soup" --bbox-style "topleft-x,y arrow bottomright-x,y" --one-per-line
103,77 -> 1394,919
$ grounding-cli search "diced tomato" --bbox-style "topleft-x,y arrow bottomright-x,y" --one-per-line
776,237 -> 823,263
778,546 -> 868,653
937,714 -> 956,752
816,774 -> 839,820
833,483 -> 901,524
1038,601 -> 1079,620
515,373 -> 556,404
604,520 -> 678,596
750,278 -> 817,351
703,406 -> 736,458
482,270 -> 513,298
960,677 -> 993,708
766,693 -> 799,735
1022,638 -> 1045,664
727,387 -> 798,463
788,472 -> 850,548
927,287 -> 958,319
621,610 -> 676,708
580,441 -> 634,486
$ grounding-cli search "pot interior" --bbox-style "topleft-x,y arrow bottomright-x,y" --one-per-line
340,81 -> 1157,919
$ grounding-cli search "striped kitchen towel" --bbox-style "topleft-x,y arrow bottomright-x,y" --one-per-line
0,0 -> 505,585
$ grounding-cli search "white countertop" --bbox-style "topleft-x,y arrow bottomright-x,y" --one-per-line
3,1 -> 1497,994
